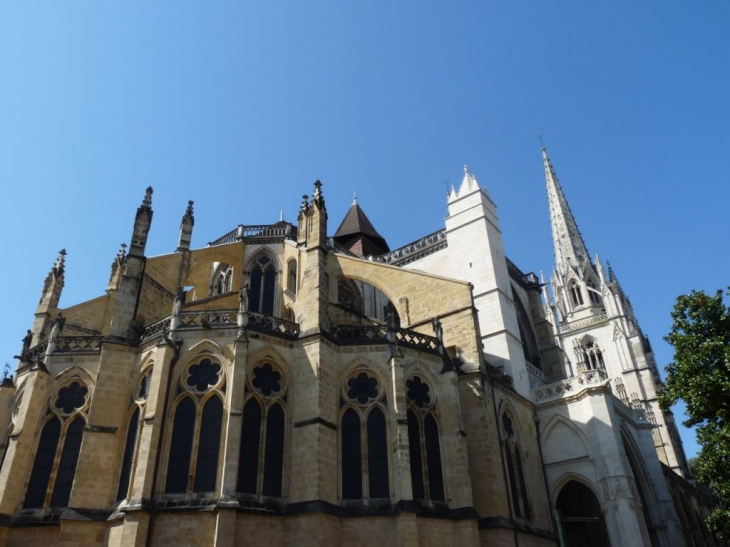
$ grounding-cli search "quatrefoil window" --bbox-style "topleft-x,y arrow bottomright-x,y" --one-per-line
54,382 -> 88,414
347,372 -> 378,404
252,363 -> 282,396
186,359 -> 221,392
406,376 -> 431,408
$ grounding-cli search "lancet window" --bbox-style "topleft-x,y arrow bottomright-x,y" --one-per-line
287,259 -> 297,296
116,370 -> 151,500
340,369 -> 389,501
211,263 -> 233,296
237,360 -> 287,499
24,379 -> 90,509
582,339 -> 605,371
165,358 -> 225,495
406,375 -> 445,502
569,280 -> 584,308
587,279 -> 602,306
249,254 -> 277,316
501,411 -> 530,520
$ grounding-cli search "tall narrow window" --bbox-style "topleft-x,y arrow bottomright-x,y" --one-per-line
406,376 -> 445,502
501,411 -> 530,520
340,370 -> 389,501
117,371 -> 151,501
587,280 -> 602,306
237,361 -> 287,499
249,255 -> 277,315
23,380 -> 90,509
211,264 -> 233,296
165,358 -> 225,496
569,281 -> 584,308
287,260 -> 297,295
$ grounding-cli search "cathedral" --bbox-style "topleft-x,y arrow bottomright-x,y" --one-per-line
0,148 -> 721,546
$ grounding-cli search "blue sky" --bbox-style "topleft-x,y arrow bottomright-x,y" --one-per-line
1,2 -> 728,459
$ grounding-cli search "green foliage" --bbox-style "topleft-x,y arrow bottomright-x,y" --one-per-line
659,288 -> 730,537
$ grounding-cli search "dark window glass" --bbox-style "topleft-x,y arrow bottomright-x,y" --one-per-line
262,265 -> 276,316
54,382 -> 88,414
24,418 -> 61,508
515,446 -> 530,520
50,417 -> 85,507
263,403 -> 285,497
367,408 -> 389,499
117,407 -> 140,500
424,414 -> 445,502
238,398 -> 262,494
194,396 -> 223,492
165,397 -> 196,493
407,410 -> 424,500
505,443 -> 521,518
250,267 -> 263,313
341,409 -> 362,499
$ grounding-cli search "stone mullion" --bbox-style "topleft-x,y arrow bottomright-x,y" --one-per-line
218,339 -> 248,499
388,355 -> 413,502
0,371 -> 50,515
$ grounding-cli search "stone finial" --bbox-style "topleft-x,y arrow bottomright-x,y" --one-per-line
53,249 -> 67,277
142,186 -> 154,208
117,243 -> 127,262
459,165 -> 478,194
185,200 -> 194,218
312,180 -> 324,205
300,194 -> 309,214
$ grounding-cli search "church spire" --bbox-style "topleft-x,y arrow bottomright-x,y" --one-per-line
543,147 -> 590,269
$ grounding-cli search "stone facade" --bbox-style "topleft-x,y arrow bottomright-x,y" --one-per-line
0,154 -> 721,546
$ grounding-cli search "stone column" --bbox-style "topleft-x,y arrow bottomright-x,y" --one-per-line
387,353 -> 413,501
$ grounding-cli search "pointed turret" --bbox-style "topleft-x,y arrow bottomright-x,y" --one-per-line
109,187 -> 154,340
176,200 -> 195,252
543,148 -> 590,269
30,249 -> 67,345
333,196 -> 390,257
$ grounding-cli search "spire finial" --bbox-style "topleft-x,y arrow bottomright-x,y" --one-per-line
142,186 -> 153,208
538,131 -> 545,149
186,200 -> 194,216
280,209 -> 284,222
353,191 -> 357,205
300,194 -> 309,214
54,248 -> 67,275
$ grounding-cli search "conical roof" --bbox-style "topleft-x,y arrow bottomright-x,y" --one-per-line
333,198 -> 390,256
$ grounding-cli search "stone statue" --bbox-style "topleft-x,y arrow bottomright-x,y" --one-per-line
50,313 -> 65,342
239,284 -> 250,314
173,287 -> 186,316
21,330 -> 32,355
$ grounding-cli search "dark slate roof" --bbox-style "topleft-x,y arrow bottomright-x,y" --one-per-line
333,200 -> 389,255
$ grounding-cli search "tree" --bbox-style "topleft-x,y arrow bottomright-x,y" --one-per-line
659,288 -> 730,537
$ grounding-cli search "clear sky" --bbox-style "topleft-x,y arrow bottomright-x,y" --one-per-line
1,2 -> 728,459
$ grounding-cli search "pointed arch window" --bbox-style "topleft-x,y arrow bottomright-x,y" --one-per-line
287,259 -> 297,296
24,380 -> 89,509
211,263 -> 233,296
164,358 -> 225,495
569,280 -> 584,308
501,411 -> 530,520
582,339 -> 605,371
587,279 -> 602,306
237,361 -> 287,499
116,371 -> 151,500
249,255 -> 277,316
340,370 -> 390,501
406,376 -> 445,502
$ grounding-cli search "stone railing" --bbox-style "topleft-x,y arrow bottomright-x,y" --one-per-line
179,310 -> 238,329
532,368 -> 609,404
559,312 -> 608,333
506,258 -> 541,291
331,324 -> 440,354
246,311 -> 300,339
21,341 -> 49,362
54,336 -> 103,353
375,229 -> 447,266
208,224 -> 295,246
140,316 -> 171,342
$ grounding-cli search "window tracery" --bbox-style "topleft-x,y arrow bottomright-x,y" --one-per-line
117,370 -> 151,501
211,264 -> 233,296
582,339 -> 605,371
24,379 -> 90,509
406,375 -> 444,502
164,358 -> 225,495
501,410 -> 530,520
340,369 -> 389,501
237,360 -> 287,498
569,280 -> 584,308
249,254 -> 277,316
